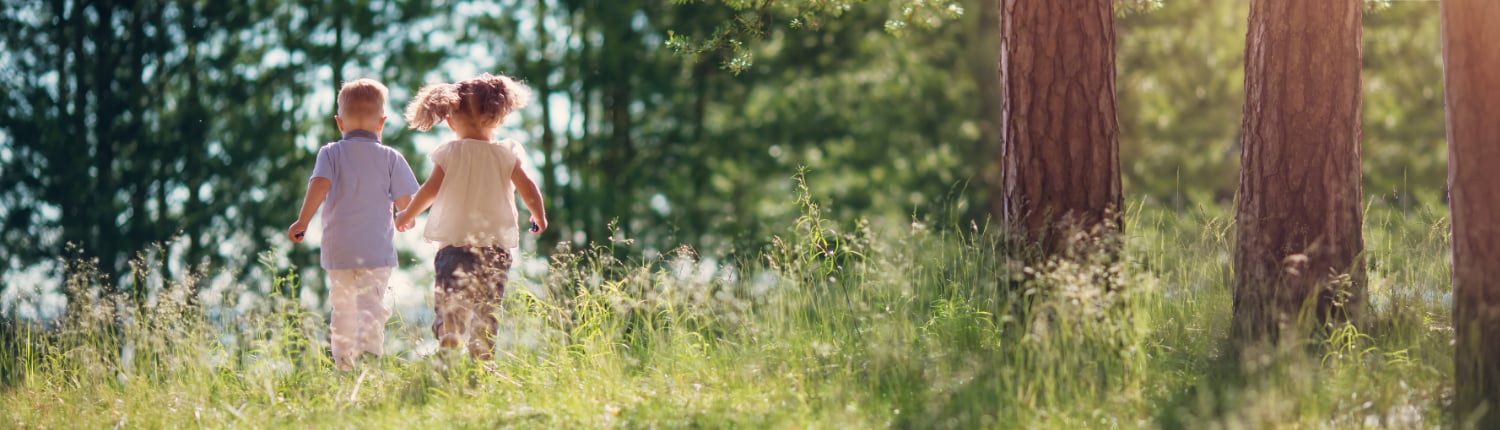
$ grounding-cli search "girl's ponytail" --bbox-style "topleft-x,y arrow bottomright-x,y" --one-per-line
492,74 -> 532,119
404,83 -> 460,131
463,73 -> 532,127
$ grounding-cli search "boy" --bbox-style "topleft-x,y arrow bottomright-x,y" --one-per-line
287,78 -> 420,370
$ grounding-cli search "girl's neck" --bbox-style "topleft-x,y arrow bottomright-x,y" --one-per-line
454,128 -> 494,141
457,133 -> 494,141
449,119 -> 494,141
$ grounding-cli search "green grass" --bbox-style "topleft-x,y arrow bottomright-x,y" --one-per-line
0,198 -> 1454,428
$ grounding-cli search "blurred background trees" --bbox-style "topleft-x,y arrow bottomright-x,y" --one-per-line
0,0 -> 1449,305
0,0 -> 450,301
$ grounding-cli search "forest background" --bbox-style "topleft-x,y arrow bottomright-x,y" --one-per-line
0,0 -> 1443,317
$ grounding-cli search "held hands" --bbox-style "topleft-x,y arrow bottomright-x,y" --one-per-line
395,210 -> 417,232
287,220 -> 309,243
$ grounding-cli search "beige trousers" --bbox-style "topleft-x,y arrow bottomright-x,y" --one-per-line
328,267 -> 393,366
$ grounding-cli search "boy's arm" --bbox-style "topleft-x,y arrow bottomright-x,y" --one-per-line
394,166 -> 444,232
391,151 -> 419,214
288,177 -> 331,243
512,164 -> 547,234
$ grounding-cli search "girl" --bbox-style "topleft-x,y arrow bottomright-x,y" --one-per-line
395,73 -> 547,360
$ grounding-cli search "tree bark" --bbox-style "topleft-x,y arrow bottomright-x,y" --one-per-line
997,0 -> 1122,256
535,0 -> 561,255
1442,0 -> 1500,424
1232,0 -> 1365,343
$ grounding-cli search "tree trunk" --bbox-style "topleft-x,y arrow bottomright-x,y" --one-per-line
1232,0 -> 1365,343
331,0 -> 346,134
997,0 -> 1122,256
535,0 -> 561,255
91,4 -> 121,286
1442,0 -> 1500,424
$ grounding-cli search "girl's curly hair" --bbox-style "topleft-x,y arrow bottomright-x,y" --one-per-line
404,73 -> 532,131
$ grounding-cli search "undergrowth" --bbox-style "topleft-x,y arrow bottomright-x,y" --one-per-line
0,189 -> 1454,429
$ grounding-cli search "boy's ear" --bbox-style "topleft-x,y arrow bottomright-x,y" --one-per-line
335,115 -> 346,133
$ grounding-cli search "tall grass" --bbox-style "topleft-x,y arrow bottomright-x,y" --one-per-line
0,192 -> 1453,428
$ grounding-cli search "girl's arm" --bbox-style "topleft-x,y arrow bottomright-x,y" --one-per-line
394,195 -> 413,212
395,166 -> 444,232
512,164 -> 547,234
288,177 -> 331,242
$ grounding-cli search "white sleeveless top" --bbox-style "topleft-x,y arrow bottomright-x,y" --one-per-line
424,138 -> 529,248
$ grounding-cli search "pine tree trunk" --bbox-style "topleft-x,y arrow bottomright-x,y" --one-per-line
1442,0 -> 1500,424
997,0 -> 1122,256
1232,0 -> 1365,342
535,0 -> 562,255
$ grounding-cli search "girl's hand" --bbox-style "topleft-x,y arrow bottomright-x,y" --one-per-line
287,221 -> 310,243
395,210 -> 416,232
529,216 -> 547,235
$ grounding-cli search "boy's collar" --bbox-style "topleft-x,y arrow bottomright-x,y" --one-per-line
342,130 -> 380,141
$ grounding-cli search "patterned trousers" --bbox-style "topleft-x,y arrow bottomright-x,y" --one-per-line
432,245 -> 512,359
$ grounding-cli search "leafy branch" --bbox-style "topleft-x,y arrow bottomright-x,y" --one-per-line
666,0 -> 967,73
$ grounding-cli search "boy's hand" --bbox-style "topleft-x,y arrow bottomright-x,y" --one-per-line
287,221 -> 309,243
529,216 -> 547,235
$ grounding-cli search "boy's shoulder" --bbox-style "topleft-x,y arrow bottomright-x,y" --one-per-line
324,137 -> 404,153
318,140 -> 411,169
319,139 -> 357,152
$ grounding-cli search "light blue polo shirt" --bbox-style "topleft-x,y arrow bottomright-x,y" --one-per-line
310,130 -> 421,269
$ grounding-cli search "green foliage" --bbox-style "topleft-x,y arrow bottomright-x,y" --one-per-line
1362,3 -> 1447,207
1116,0 -> 1247,204
667,0 -> 1174,72
447,0 -> 997,261
664,0 -> 965,73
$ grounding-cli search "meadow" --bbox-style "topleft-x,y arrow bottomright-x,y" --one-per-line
0,194 -> 1454,429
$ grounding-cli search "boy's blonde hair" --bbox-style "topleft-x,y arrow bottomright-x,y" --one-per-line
337,78 -> 389,119
404,73 -> 532,131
